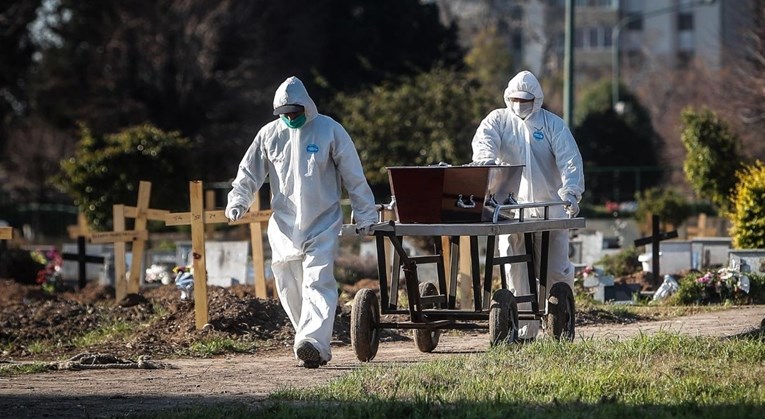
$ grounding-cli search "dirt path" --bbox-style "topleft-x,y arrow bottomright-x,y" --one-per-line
3,305 -> 765,419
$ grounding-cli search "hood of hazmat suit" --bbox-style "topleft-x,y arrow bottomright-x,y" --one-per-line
472,70 -> 584,218
228,76 -> 378,263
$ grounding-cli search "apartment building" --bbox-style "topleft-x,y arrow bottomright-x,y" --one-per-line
432,0 -> 747,86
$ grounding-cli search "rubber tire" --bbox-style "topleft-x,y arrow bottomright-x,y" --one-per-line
545,282 -> 575,341
351,288 -> 380,361
489,288 -> 519,346
414,282 -> 441,353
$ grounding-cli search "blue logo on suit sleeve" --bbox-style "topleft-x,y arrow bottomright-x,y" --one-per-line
533,130 -> 544,141
306,144 -> 319,153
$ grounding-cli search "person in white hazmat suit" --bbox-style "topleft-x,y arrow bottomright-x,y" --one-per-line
226,76 -> 377,368
471,70 -> 584,340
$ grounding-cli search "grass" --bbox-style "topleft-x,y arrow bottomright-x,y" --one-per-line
70,319 -> 137,348
129,332 -> 765,418
0,362 -> 52,377
179,337 -> 257,357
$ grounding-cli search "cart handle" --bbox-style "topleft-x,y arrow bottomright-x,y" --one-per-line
491,201 -> 569,224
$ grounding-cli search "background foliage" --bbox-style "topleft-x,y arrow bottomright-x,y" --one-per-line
332,68 -> 494,189
56,124 -> 195,229
729,161 -> 765,249
634,187 -> 692,230
573,80 -> 661,203
680,107 -> 743,215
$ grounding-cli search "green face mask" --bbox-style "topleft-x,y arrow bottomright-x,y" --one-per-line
280,114 -> 307,129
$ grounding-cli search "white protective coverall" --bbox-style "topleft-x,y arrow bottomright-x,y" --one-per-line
227,76 -> 378,362
472,70 -> 584,339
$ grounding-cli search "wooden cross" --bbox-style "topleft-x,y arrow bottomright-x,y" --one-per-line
165,181 -> 272,330
67,213 -> 90,239
634,214 -> 678,287
81,181 -> 159,301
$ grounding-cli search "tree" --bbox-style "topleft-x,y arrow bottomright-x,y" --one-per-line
31,0 -> 464,182
464,25 -> 513,98
573,79 -> 661,203
728,0 -> 765,163
680,107 -> 743,215
3,119 -> 73,203
634,187 -> 691,232
0,1 -> 42,148
55,124 -> 196,229
331,68 -> 494,189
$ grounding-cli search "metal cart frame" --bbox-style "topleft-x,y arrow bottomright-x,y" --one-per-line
346,201 -> 586,361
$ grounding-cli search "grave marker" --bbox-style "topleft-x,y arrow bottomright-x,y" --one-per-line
83,181 -> 165,301
166,181 -> 273,329
62,236 -> 105,290
729,249 -> 765,274
634,215 -> 678,287
166,194 -> 272,298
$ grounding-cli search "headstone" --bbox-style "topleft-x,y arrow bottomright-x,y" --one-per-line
579,230 -> 604,266
691,237 -> 731,270
728,249 -> 765,274
603,283 -> 641,304
204,241 -> 249,287
642,241 -> 692,275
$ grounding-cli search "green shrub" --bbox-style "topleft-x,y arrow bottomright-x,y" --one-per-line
634,187 -> 691,229
680,107 -> 743,215
595,247 -> 642,277
729,161 -> 765,249
56,124 -> 194,229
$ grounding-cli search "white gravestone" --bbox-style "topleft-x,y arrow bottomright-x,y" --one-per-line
728,249 -> 765,274
642,241 -> 692,274
204,241 -> 249,287
691,237 -> 731,270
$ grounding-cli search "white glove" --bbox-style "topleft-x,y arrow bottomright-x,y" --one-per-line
355,221 -> 374,236
225,204 -> 246,221
564,194 -> 580,218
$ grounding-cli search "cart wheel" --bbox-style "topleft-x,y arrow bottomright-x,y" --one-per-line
414,282 -> 441,353
489,289 -> 519,346
545,282 -> 575,341
351,288 -> 380,361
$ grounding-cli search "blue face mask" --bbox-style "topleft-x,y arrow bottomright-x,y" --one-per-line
280,114 -> 307,129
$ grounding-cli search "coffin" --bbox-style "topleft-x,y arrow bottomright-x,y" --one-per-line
387,165 -> 524,223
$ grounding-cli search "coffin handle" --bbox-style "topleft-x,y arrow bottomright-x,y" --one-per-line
456,194 -> 476,209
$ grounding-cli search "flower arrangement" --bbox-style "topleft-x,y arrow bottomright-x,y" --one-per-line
676,267 -> 751,304
30,249 -> 63,294
579,265 -> 596,279
695,267 -> 750,300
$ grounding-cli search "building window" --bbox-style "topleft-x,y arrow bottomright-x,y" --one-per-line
589,28 -> 600,48
603,26 -> 613,47
575,0 -> 616,7
677,12 -> 693,31
626,13 -> 643,31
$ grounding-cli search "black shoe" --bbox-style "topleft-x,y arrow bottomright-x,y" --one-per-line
296,341 -> 326,369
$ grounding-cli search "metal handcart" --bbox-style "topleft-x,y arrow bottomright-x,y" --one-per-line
344,165 -> 585,362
